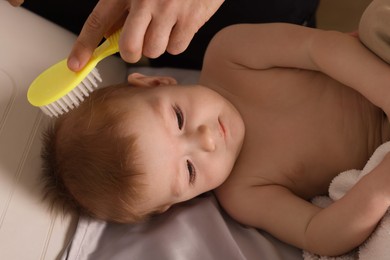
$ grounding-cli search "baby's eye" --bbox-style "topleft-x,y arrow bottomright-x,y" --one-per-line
174,105 -> 184,130
187,160 -> 196,185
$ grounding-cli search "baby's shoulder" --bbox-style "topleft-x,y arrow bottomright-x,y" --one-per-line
215,162 -> 287,204
214,173 -> 299,227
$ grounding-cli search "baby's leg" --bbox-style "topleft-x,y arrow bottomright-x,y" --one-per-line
359,0 -> 390,63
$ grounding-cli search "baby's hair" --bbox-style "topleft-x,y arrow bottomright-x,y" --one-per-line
40,85 -> 149,223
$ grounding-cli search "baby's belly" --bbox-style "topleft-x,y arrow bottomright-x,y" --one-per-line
277,115 -> 384,199
267,111 -> 384,199
221,67 -> 390,201
236,74 -> 386,199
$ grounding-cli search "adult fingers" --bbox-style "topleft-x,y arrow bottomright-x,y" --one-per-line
104,13 -> 128,38
67,0 -> 127,71
167,21 -> 199,55
119,6 -> 152,63
7,0 -> 24,7
143,15 -> 177,59
166,0 -> 224,55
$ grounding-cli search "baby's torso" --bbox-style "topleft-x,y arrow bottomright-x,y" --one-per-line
210,68 -> 389,199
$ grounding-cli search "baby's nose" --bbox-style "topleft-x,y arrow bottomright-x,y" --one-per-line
196,125 -> 216,152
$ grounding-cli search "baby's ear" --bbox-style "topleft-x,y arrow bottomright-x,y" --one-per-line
127,73 -> 178,88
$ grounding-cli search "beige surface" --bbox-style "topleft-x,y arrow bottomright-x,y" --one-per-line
0,2 -> 127,259
0,4 -> 76,259
317,0 -> 373,31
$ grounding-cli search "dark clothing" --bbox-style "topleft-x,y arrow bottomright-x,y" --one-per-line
23,0 -> 319,69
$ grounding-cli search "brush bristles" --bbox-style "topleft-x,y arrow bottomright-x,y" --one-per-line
41,68 -> 102,117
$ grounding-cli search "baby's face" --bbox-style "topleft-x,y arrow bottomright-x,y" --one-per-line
118,83 -> 245,214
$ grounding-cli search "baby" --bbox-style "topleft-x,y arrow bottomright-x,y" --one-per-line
42,18 -> 390,257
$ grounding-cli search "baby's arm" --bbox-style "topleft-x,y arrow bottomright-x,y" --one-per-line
203,23 -> 390,115
217,154 -> 390,255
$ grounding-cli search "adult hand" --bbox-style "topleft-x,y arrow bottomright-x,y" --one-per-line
6,0 -> 24,7
67,0 -> 224,72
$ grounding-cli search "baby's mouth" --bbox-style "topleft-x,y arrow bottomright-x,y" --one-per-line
218,118 -> 226,139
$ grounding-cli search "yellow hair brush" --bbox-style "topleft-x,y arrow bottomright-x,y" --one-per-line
27,29 -> 122,117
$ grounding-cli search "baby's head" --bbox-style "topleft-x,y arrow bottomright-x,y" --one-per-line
41,73 -> 245,223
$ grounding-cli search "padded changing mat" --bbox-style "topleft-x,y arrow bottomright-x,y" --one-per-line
0,2 -> 126,259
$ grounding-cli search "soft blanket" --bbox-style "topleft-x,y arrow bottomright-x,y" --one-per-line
303,141 -> 390,260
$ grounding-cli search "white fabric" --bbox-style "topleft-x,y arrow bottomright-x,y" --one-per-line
63,194 -> 302,260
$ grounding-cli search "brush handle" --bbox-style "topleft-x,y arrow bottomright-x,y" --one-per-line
93,28 -> 122,61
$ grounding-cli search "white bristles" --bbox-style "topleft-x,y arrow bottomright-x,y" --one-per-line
41,68 -> 102,117
62,95 -> 75,110
72,87 -> 84,102
77,84 -> 89,96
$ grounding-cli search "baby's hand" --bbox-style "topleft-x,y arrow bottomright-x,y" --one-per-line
6,0 -> 24,7
348,31 -> 359,38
